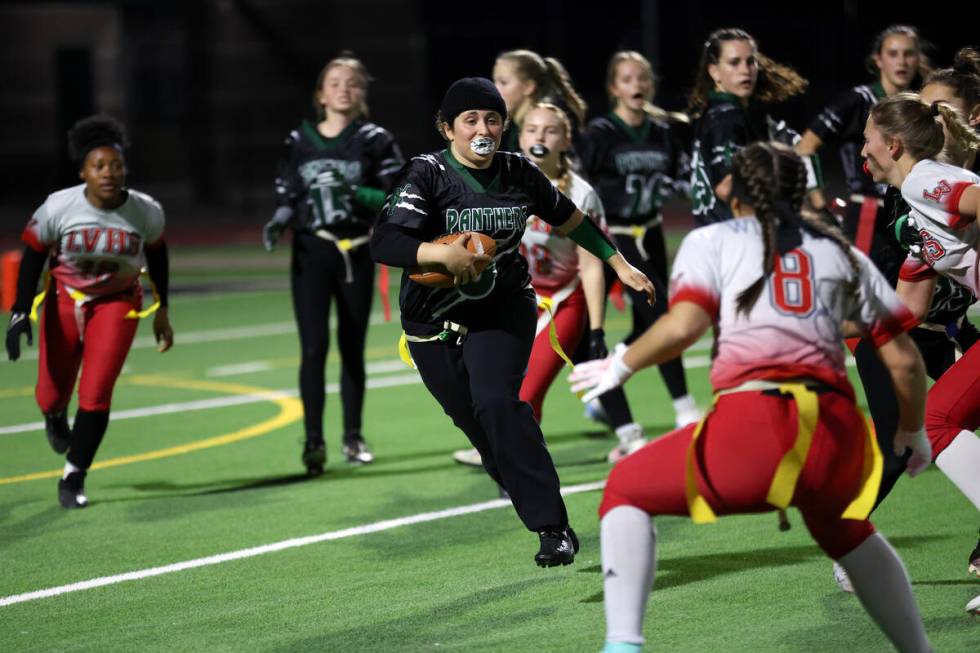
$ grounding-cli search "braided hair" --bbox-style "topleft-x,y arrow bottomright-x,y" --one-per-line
870,92 -> 980,161
67,114 -> 128,166
732,142 -> 861,315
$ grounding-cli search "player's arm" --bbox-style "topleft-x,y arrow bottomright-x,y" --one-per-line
5,245 -> 48,362
952,184 -> 980,223
578,246 -> 605,330
569,301 -> 711,401
795,130 -> 827,210
876,331 -> 931,475
415,235 -> 490,286
557,209 -> 654,305
896,276 -> 937,324
145,239 -> 173,352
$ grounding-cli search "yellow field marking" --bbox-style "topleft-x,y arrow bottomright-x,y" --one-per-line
0,375 -> 302,486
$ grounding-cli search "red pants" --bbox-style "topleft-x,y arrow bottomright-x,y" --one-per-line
520,286 -> 586,422
36,283 -> 140,413
925,342 -> 980,457
600,390 -> 876,559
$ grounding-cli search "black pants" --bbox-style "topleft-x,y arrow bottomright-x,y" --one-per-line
863,320 -> 980,511
291,230 -> 374,441
408,290 -> 568,532
609,225 -> 688,399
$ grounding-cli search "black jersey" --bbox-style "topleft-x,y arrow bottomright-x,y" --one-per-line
376,149 -> 576,333
275,119 -> 404,237
580,112 -> 689,226
689,92 -> 770,225
808,82 -> 888,198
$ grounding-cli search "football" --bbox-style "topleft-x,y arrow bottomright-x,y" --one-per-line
408,232 -> 497,288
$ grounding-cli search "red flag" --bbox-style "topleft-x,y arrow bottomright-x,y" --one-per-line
378,264 -> 391,322
609,279 -> 626,312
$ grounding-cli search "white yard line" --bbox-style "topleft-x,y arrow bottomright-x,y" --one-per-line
0,371 -> 421,436
0,480 -> 605,608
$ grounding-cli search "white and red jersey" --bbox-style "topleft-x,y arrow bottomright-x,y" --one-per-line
22,184 -> 165,298
669,217 -> 917,396
898,159 -> 980,297
521,171 -> 605,292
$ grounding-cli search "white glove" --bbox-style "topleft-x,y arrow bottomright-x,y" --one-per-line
569,345 -> 634,403
894,426 -> 932,477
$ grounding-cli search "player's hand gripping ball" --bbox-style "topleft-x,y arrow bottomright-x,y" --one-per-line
409,232 -> 496,288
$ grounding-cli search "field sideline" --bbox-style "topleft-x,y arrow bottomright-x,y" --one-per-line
0,247 -> 976,652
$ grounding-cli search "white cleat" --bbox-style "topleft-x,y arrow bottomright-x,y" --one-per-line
608,423 -> 647,463
832,561 -> 855,593
452,447 -> 483,467
967,593 -> 980,616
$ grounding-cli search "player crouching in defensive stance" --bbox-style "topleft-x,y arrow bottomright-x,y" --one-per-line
370,77 -> 654,566
5,115 -> 173,509
571,142 -> 933,651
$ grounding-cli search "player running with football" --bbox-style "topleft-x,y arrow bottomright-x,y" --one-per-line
369,77 -> 654,567
687,28 -> 810,226
5,115 -> 174,509
580,50 -> 700,435
861,93 -> 980,615
571,142 -> 933,652
263,53 -> 404,473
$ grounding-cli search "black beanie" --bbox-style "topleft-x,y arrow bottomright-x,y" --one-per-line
439,77 -> 507,124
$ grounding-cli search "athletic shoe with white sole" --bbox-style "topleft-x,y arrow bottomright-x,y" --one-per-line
342,433 -> 374,464
584,397 -> 611,428
966,593 -> 980,616
452,447 -> 483,467
58,471 -> 88,509
608,423 -> 647,464
832,561 -> 854,593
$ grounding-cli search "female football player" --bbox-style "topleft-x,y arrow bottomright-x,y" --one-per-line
796,25 -> 929,277
370,77 -> 654,566
687,27 -> 809,226
262,54 -> 404,473
570,142 -> 932,651
861,93 -> 980,614
581,50 -> 700,430
5,115 -> 174,509
492,49 -> 587,151
452,102 -> 650,467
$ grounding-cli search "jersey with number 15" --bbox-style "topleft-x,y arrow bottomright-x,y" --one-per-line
668,217 -> 917,396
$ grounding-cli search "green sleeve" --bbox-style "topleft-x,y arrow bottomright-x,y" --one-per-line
567,217 -> 617,261
354,185 -> 388,213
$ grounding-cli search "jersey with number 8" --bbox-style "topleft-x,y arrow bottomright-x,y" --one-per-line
668,217 -> 916,395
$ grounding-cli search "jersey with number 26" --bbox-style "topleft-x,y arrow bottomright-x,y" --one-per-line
668,217 -> 916,396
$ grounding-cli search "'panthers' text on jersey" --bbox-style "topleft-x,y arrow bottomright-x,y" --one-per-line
808,82 -> 888,198
377,149 -> 577,332
898,159 -> 980,296
275,119 -> 404,236
689,92 -> 770,225
521,170 -> 605,292
669,217 -> 916,395
22,184 -> 165,297
580,112 -> 689,227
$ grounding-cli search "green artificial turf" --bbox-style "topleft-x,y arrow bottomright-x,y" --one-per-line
0,246 -> 976,652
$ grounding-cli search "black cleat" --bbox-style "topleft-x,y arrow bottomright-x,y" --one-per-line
302,439 -> 326,475
58,471 -> 88,509
44,412 -> 70,454
534,526 -> 579,567
342,433 -> 374,464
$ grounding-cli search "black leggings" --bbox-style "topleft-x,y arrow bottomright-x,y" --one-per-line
609,225 -> 688,399
863,320 -> 980,511
291,230 -> 374,441
408,291 -> 568,532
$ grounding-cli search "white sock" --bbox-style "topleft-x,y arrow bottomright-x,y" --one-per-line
671,394 -> 696,415
934,431 -> 980,511
838,533 -> 931,653
62,461 -> 81,480
601,506 -> 656,646
615,422 -> 644,445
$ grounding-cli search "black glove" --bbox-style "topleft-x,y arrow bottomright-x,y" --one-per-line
893,213 -> 924,253
6,312 -> 32,361
588,328 -> 608,360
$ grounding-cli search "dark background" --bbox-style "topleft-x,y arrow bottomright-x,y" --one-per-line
1,0 -> 976,244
